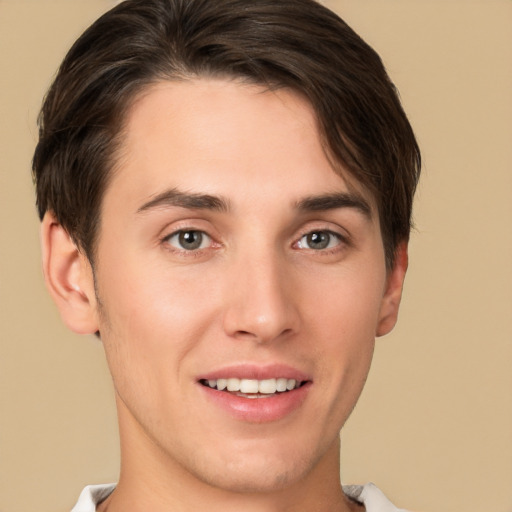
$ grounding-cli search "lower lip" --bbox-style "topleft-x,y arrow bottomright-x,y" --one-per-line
198,382 -> 312,423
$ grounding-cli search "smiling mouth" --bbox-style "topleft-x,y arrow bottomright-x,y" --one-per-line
199,377 -> 308,398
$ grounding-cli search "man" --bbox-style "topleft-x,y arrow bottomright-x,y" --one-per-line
32,0 -> 420,510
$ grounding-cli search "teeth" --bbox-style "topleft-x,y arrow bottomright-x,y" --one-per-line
203,378 -> 302,394
259,379 -> 277,394
276,378 -> 287,392
227,378 -> 240,391
239,379 -> 259,393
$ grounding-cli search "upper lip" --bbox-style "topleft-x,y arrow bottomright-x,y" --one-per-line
197,363 -> 311,382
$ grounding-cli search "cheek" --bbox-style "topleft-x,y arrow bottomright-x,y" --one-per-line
310,293 -> 377,387
99,248 -> 218,332
305,263 -> 385,342
95,255 -> 222,392
302,263 -> 384,392
309,293 -> 378,429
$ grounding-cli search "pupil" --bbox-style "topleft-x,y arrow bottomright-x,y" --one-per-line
179,231 -> 202,250
308,232 -> 329,249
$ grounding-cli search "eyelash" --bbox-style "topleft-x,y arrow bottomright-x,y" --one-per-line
294,229 -> 347,254
160,227 -> 349,256
161,229 -> 217,255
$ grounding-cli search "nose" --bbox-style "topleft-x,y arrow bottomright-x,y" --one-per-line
222,247 -> 300,344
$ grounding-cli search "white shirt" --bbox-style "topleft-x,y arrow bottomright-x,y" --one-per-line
71,482 -> 408,511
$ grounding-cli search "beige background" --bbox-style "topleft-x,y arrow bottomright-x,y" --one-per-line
1,1 -> 511,511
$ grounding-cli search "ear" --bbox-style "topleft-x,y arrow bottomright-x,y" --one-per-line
41,212 -> 99,335
376,242 -> 409,337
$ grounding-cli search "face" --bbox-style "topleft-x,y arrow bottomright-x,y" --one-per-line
83,79 -> 404,493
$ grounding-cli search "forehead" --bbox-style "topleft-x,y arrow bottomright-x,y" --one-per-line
107,78 -> 375,213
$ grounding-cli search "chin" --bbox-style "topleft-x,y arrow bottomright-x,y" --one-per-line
187,443 -> 321,495
198,465 -> 300,494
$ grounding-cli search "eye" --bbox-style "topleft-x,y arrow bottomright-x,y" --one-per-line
165,230 -> 212,251
297,230 -> 342,250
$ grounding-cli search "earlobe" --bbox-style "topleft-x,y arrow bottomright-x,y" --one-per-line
376,242 -> 408,337
41,212 -> 99,335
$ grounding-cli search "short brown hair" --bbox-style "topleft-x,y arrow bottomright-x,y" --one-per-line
33,0 -> 420,267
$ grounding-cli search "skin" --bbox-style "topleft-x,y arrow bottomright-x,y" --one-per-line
42,78 -> 407,512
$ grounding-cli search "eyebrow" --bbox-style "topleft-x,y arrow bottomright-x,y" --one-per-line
137,188 -> 230,213
295,192 -> 372,218
137,188 -> 372,218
